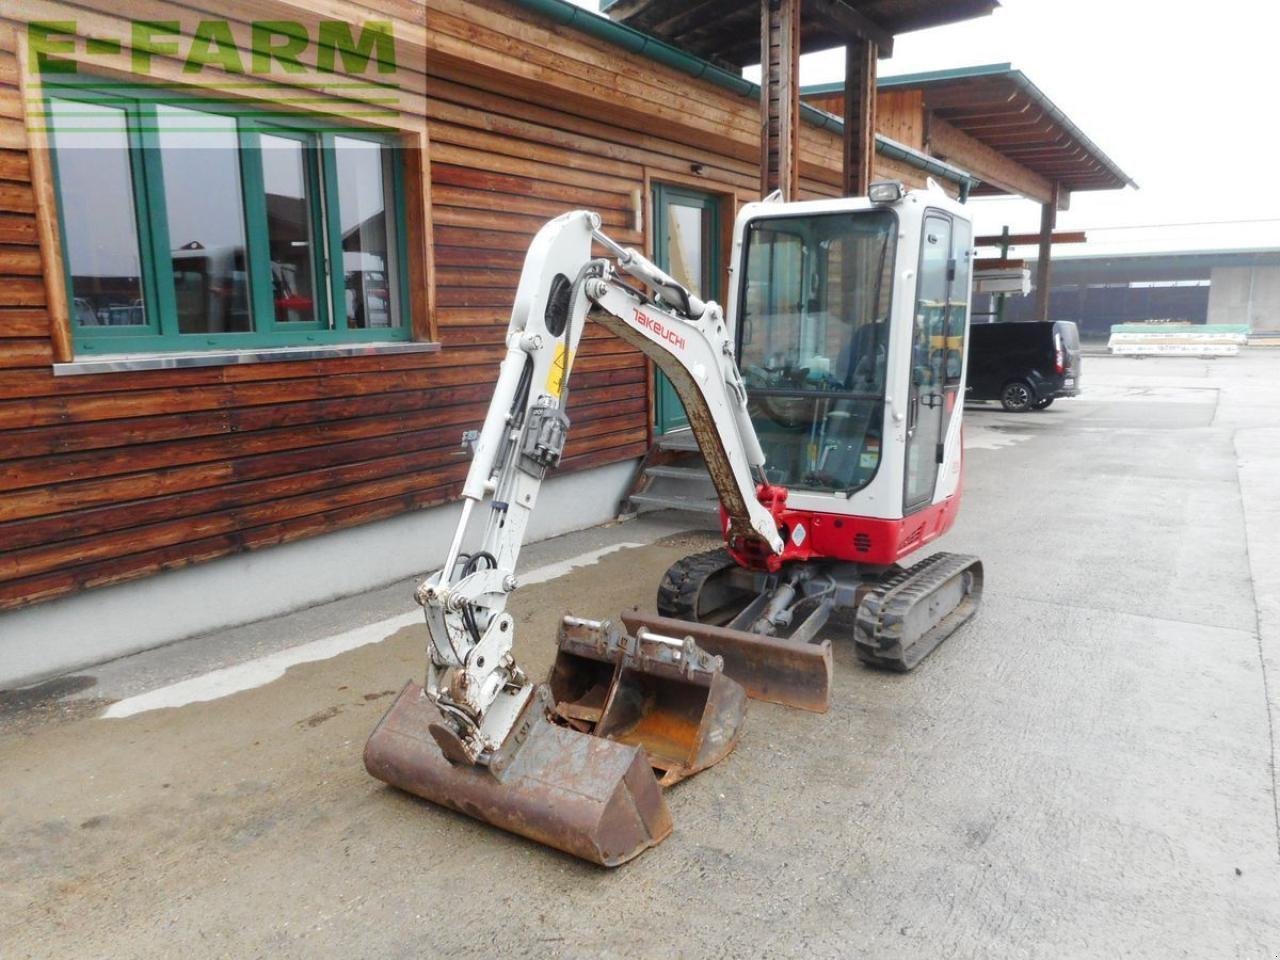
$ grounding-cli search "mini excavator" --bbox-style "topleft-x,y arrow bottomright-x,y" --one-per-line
364,184 -> 983,866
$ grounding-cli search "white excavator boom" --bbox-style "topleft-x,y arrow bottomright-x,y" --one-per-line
414,210 -> 781,763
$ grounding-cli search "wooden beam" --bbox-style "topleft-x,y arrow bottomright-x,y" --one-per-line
1034,182 -> 1060,322
14,36 -> 70,363
803,0 -> 894,55
975,231 -> 1086,247
928,117 -> 1054,205
760,0 -> 801,200
402,125 -> 438,343
842,35 -> 877,197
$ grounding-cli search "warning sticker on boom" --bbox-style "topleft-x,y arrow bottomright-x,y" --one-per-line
546,343 -> 574,398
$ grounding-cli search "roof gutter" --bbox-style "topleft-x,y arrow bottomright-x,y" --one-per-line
507,0 -> 981,191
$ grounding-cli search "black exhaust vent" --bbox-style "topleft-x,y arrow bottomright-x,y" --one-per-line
854,533 -> 872,553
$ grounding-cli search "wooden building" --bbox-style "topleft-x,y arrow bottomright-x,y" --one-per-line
0,0 -> 1001,684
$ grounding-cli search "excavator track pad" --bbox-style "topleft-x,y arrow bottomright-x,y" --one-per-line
854,552 -> 984,671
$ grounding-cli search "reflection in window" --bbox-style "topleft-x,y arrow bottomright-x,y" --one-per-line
49,99 -> 147,328
665,202 -> 704,296
157,105 -> 251,333
913,216 -> 951,393
47,87 -> 408,351
738,210 -> 897,493
945,219 -> 972,382
261,135 -> 318,324
335,137 -> 396,329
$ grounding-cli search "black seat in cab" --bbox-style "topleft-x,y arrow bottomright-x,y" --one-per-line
965,320 -> 1081,412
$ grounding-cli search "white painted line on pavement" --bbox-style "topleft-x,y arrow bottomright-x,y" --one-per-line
101,542 -> 644,720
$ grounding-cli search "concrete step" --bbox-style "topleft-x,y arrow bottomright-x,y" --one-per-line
628,491 -> 721,515
654,430 -> 699,452
644,465 -> 712,482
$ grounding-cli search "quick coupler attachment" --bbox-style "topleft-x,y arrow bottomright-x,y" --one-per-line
551,615 -> 747,787
621,610 -> 833,714
364,681 -> 672,867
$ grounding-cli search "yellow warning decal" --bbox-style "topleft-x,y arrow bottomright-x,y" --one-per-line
546,343 -> 574,398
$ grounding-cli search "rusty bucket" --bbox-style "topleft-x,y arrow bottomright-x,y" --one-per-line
551,616 -> 747,787
364,681 -> 672,867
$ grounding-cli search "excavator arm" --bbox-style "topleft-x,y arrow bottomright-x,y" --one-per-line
415,210 -> 781,765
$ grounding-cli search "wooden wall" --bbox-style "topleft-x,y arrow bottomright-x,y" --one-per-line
0,0 -> 941,612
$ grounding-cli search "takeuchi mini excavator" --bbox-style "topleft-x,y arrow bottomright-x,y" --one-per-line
364,184 -> 984,866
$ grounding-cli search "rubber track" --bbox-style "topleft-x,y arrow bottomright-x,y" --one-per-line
855,551 -> 983,672
656,548 -> 737,621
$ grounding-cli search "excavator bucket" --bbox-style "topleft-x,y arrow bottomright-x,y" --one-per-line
364,681 -> 672,867
621,610 -> 834,714
551,616 -> 747,787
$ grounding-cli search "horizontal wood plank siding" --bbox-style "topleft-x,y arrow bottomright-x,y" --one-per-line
0,0 -> 936,610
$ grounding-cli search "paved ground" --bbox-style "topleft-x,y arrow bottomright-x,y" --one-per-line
2,353 -> 1279,959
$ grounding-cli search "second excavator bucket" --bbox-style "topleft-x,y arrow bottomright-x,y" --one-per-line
551,616 -> 747,787
364,681 -> 672,867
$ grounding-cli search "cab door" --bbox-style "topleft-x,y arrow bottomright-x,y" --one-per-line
904,212 -> 965,511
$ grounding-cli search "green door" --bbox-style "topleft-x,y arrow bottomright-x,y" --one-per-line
652,184 -> 721,434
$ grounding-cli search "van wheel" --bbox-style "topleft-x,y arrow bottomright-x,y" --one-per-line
1000,380 -> 1035,412
1032,397 -> 1054,410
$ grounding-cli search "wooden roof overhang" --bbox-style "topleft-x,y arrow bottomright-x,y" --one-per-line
879,63 -> 1136,194
601,0 -> 999,66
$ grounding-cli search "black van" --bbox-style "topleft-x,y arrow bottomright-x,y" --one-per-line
965,320 -> 1081,411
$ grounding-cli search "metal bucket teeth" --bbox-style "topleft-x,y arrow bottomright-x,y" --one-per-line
364,681 -> 672,867
552,616 -> 748,786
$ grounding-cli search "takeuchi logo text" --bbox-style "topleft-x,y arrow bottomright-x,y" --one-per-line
633,308 -> 687,351
26,20 -> 398,77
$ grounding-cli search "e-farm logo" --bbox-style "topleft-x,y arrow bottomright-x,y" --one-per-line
25,19 -> 408,127
29,20 -> 399,76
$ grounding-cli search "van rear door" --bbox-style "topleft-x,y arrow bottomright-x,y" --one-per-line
1054,321 -> 1082,390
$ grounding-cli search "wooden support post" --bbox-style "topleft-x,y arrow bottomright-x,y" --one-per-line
16,40 -> 73,363
842,35 -> 877,197
760,0 -> 801,200
1034,182 -> 1060,322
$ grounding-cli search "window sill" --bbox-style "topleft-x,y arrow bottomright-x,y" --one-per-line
53,340 -> 441,377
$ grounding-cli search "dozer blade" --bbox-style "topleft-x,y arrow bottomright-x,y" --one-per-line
621,610 -> 833,714
364,681 -> 672,867
552,616 -> 747,787
854,552 -> 984,671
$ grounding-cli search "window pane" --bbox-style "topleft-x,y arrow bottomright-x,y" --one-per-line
157,105 -> 251,334
738,211 -> 897,493
49,99 -> 147,328
666,202 -> 704,296
261,135 -> 319,324
334,137 -> 395,329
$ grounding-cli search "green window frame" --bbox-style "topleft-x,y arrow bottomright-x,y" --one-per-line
44,81 -> 412,354
651,183 -> 722,435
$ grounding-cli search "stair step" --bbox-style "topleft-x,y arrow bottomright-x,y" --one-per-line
654,430 -> 700,452
628,491 -> 721,515
644,465 -> 711,482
